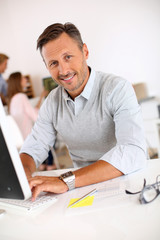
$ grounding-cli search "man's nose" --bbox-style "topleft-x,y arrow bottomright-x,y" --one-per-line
58,62 -> 69,76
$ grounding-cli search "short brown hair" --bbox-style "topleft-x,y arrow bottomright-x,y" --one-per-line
0,53 -> 9,64
37,22 -> 84,52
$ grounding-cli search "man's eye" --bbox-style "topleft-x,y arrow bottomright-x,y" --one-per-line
66,55 -> 72,60
50,61 -> 57,67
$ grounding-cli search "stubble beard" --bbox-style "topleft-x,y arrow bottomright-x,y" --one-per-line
65,61 -> 88,94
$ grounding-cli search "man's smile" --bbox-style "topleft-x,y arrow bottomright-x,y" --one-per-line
59,73 -> 76,82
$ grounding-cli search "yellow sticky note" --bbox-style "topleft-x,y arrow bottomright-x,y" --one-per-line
68,196 -> 95,208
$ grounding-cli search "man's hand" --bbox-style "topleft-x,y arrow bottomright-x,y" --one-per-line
29,176 -> 68,201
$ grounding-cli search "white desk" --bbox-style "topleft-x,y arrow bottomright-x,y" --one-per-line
0,159 -> 160,240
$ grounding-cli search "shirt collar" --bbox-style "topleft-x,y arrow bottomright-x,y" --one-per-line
80,68 -> 95,100
63,67 -> 96,100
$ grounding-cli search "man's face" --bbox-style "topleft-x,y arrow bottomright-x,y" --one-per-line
41,33 -> 90,99
0,59 -> 8,74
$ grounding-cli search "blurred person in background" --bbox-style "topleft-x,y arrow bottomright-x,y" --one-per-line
7,72 -> 56,170
0,53 -> 9,105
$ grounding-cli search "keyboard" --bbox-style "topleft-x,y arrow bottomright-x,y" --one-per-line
0,193 -> 57,212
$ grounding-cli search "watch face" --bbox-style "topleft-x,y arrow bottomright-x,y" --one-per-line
61,171 -> 73,178
60,171 -> 75,190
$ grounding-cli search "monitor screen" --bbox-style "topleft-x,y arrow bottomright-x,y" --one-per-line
0,127 -> 25,199
0,99 -> 31,200
42,77 -> 58,94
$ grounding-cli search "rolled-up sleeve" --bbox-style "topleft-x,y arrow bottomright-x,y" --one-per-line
100,80 -> 147,174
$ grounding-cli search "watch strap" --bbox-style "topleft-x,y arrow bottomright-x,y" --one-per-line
59,171 -> 75,190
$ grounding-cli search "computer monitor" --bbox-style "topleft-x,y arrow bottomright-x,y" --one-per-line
42,76 -> 58,94
0,99 -> 31,200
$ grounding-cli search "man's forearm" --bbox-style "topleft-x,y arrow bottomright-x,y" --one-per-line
20,153 -> 36,179
73,160 -> 123,188
28,160 -> 123,200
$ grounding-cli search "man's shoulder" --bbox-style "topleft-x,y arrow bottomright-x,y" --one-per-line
47,85 -> 62,99
0,74 -> 6,84
95,71 -> 127,93
42,86 -> 62,110
96,70 -> 126,83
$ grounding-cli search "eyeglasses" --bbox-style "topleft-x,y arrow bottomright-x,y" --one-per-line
125,175 -> 160,204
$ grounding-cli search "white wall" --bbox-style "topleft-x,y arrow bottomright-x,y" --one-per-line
0,0 -> 160,96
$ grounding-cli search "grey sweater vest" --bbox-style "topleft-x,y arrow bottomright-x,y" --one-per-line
50,72 -> 122,168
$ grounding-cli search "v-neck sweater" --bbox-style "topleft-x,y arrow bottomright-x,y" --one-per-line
20,69 -> 146,174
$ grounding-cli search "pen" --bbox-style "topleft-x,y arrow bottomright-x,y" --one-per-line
69,188 -> 97,208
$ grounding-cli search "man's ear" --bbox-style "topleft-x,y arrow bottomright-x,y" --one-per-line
82,43 -> 89,60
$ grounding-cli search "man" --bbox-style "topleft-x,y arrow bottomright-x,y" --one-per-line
20,23 -> 147,201
0,53 -> 9,105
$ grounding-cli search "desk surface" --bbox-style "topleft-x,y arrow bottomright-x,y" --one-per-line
0,159 -> 160,240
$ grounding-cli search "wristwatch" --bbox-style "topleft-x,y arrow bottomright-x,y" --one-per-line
59,171 -> 75,190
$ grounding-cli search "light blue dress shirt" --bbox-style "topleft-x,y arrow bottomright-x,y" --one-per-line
0,74 -> 7,96
63,68 -> 95,116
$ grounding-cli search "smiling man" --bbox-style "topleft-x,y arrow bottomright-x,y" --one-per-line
42,31 -> 90,99
20,23 -> 147,200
